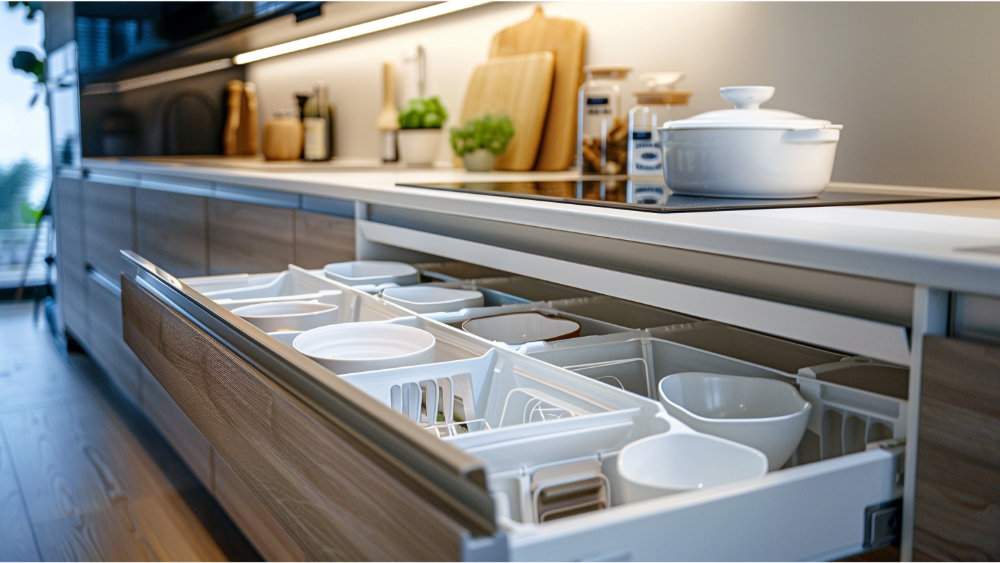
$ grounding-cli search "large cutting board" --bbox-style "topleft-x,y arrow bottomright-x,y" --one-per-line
459,51 -> 555,171
490,8 -> 587,171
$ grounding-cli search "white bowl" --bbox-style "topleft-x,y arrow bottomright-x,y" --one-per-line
617,432 -> 768,503
462,312 -> 581,345
232,301 -> 339,332
292,323 -> 436,374
658,373 -> 812,469
323,261 -> 419,287
381,286 -> 484,314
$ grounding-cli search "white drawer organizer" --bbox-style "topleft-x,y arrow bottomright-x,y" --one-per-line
180,262 -> 908,561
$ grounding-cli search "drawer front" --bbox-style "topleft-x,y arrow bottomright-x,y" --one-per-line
83,180 -> 135,284
121,276 -> 479,561
87,274 -> 139,403
139,365 -> 213,488
55,178 -> 88,337
136,189 -> 208,278
914,336 -> 1000,560
294,209 -> 355,269
208,199 -> 294,275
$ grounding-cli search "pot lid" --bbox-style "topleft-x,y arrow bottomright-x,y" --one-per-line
583,65 -> 633,78
660,86 -> 842,131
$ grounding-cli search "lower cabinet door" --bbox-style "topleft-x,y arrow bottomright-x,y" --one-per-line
86,273 -> 139,404
139,364 -> 213,488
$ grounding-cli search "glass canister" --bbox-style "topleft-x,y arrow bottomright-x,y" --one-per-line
627,89 -> 691,177
577,66 -> 632,175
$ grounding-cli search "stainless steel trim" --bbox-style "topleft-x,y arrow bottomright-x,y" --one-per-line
214,183 -> 302,209
120,250 -> 497,536
87,266 -> 122,297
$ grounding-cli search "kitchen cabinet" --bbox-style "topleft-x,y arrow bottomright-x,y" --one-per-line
293,209 -> 355,269
914,335 -> 1000,561
208,199 -> 295,275
83,180 -> 136,286
139,364 -> 213,488
136,189 -> 209,277
54,176 -> 88,341
86,271 -> 139,405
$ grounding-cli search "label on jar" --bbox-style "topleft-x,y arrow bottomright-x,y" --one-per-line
628,128 -> 661,175
586,97 -> 612,116
304,117 -> 327,161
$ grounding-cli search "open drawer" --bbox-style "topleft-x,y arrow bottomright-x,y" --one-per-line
121,251 -> 906,561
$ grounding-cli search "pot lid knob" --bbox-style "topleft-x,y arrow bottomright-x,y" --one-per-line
720,86 -> 776,110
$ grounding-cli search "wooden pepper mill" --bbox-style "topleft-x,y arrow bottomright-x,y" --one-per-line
224,80 -> 259,156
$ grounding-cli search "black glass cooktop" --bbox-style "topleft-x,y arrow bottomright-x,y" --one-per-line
397,178 -> 995,213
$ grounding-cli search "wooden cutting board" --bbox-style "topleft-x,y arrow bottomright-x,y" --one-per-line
459,51 -> 555,171
490,8 -> 587,171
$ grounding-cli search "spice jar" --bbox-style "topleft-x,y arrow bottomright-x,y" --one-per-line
627,72 -> 691,177
577,66 -> 632,175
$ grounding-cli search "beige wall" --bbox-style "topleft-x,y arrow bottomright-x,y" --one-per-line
247,2 -> 1000,190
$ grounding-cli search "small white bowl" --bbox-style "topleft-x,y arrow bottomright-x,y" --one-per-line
232,301 -> 339,333
293,323 -> 436,374
461,312 -> 581,345
381,286 -> 484,314
617,432 -> 768,503
658,373 -> 812,469
323,261 -> 419,287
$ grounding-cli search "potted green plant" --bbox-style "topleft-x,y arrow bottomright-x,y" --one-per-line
450,113 -> 515,172
397,96 -> 448,166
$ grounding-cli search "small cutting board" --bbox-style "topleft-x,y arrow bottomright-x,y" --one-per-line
459,51 -> 555,171
490,8 -> 587,171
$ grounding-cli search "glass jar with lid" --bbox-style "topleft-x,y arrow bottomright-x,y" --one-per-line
627,72 -> 691,177
577,66 -> 632,175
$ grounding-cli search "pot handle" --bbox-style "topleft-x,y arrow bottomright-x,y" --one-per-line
782,128 -> 840,144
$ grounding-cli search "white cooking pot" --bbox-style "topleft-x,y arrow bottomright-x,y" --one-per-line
658,86 -> 842,198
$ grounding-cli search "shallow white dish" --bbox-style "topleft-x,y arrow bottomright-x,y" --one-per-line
617,432 -> 768,503
323,261 -> 419,287
381,286 -> 484,314
658,372 -> 812,469
292,323 -> 436,374
232,300 -> 339,333
462,312 -> 581,345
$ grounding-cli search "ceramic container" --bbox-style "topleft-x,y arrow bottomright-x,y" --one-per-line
381,286 -> 484,314
658,86 -> 842,198
462,149 -> 496,172
323,261 -> 419,287
398,129 -> 442,166
658,372 -> 812,469
293,323 -> 436,374
462,312 -> 581,345
617,432 -> 769,503
232,300 -> 339,332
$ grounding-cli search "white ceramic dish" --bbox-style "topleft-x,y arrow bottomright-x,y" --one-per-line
617,432 -> 768,502
323,261 -> 419,287
232,300 -> 339,333
659,86 -> 842,198
658,372 -> 812,469
462,312 -> 582,345
381,286 -> 484,314
292,323 -> 436,374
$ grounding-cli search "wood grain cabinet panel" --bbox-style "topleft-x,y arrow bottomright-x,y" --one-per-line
136,190 -> 208,277
294,209 -> 355,269
83,180 -> 136,285
139,365 -> 213,489
86,276 -> 139,405
121,278 -> 476,561
914,336 -> 1000,561
208,199 -> 294,275
54,177 -> 88,339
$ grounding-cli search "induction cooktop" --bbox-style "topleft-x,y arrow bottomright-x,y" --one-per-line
396,178 -> 996,213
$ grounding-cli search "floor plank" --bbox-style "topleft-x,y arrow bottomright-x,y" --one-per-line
0,423 -> 40,561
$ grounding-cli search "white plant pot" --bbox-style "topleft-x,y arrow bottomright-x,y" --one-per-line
398,129 -> 442,166
462,149 -> 496,172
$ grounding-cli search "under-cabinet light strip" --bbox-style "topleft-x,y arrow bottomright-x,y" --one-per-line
82,58 -> 234,95
232,0 -> 491,65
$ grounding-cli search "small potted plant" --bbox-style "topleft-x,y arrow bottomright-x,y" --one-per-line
397,96 -> 448,166
450,113 -> 515,172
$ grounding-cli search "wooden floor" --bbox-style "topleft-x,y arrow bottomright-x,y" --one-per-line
0,302 -> 260,562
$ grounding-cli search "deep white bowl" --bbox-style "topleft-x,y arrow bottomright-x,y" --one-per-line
293,323 -> 436,374
461,312 -> 581,345
617,432 -> 768,503
658,373 -> 812,469
323,261 -> 419,287
232,301 -> 339,332
381,286 -> 484,314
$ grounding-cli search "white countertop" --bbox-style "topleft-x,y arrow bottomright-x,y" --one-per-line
79,157 -> 1000,297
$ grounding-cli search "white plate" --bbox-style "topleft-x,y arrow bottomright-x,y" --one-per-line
461,312 -> 581,345
232,300 -> 339,332
658,372 -> 812,469
323,261 -> 419,287
293,323 -> 436,374
381,286 -> 484,314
